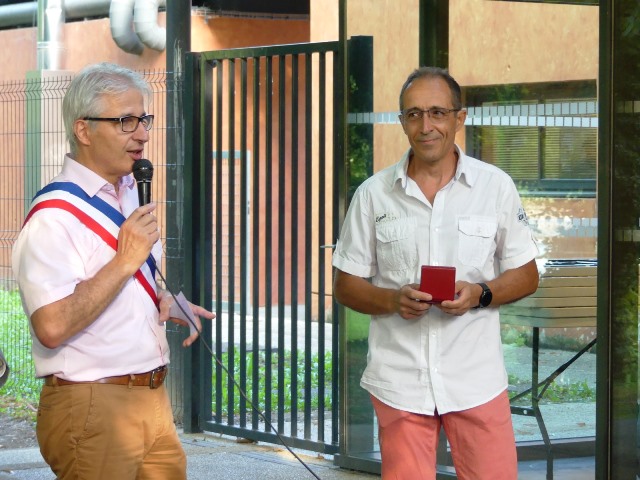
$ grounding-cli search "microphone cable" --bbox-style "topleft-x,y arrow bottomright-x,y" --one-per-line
153,263 -> 324,480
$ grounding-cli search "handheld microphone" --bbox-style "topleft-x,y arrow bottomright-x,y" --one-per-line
132,159 -> 154,206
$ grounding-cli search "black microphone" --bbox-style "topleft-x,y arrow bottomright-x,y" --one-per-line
132,159 -> 154,206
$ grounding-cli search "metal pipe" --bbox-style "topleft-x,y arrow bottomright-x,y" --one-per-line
0,2 -> 37,29
134,0 -> 165,51
65,0 -> 113,19
37,0 -> 65,70
0,0 -> 114,29
110,0 -> 144,55
0,0 -> 166,55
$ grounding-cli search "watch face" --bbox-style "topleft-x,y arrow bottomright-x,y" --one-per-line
480,283 -> 492,307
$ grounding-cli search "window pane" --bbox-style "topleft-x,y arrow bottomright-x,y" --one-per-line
478,126 -> 540,180
543,127 -> 596,180
464,84 -> 597,194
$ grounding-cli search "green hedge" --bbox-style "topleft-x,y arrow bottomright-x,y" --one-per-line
0,289 -> 41,404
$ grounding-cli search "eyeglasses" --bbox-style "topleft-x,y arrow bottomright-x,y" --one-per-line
83,114 -> 154,133
400,107 -> 461,124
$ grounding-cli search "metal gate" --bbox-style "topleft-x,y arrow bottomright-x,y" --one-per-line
182,41 -> 345,454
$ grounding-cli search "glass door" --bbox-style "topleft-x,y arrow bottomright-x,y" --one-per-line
457,3 -> 598,478
338,0 -> 600,477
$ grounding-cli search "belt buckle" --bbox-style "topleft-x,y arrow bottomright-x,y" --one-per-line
149,366 -> 166,389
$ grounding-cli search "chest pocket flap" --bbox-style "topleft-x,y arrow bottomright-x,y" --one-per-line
376,219 -> 416,243
375,218 -> 418,272
457,217 -> 497,268
458,218 -> 497,239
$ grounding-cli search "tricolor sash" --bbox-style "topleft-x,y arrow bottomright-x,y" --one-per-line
23,182 -> 158,306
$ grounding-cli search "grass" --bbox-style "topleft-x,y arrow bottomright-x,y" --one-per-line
508,373 -> 596,405
0,289 -> 41,409
501,325 -> 597,404
0,394 -> 37,423
501,324 -> 597,352
211,347 -> 333,416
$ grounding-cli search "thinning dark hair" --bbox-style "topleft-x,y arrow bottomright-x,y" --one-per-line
398,66 -> 462,111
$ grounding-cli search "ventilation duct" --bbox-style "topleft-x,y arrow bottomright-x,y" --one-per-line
0,0 -> 165,55
133,0 -> 165,51
0,1 -> 112,29
37,0 -> 65,70
110,0 -> 165,55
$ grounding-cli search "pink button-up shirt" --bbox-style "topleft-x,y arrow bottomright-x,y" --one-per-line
12,155 -> 169,381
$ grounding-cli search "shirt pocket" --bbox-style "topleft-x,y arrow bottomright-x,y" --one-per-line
375,218 -> 418,272
457,216 -> 497,268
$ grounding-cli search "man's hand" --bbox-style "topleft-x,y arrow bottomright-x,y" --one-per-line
437,281 -> 478,316
395,284 -> 433,320
158,290 -> 216,347
333,270 -> 433,319
116,203 -> 160,275
438,260 -> 539,316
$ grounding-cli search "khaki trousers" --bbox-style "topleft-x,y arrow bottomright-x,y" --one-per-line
36,382 -> 186,480
371,390 -> 517,480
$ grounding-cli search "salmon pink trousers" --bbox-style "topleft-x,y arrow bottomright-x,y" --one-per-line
371,390 -> 517,480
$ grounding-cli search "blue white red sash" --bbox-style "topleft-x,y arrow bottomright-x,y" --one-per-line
23,182 -> 158,307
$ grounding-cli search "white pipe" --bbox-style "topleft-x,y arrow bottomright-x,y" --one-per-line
0,0 -> 114,29
0,0 -> 167,55
65,0 -> 112,19
37,0 -> 65,70
0,2 -> 37,29
110,0 -> 144,55
133,0 -> 165,51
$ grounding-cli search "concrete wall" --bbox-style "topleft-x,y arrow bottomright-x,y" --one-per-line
450,0 -> 598,86
0,12 -> 310,81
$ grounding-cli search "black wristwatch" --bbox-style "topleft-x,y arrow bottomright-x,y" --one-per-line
474,282 -> 492,309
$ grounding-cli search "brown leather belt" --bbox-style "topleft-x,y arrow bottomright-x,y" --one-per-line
43,365 -> 168,389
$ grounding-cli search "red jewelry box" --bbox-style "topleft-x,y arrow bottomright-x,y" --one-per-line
419,265 -> 456,303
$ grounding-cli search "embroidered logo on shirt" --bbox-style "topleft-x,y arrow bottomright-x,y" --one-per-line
375,212 -> 397,224
517,207 -> 530,226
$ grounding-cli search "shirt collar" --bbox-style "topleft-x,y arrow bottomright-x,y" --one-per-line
391,150 -> 412,189
454,146 -> 475,188
60,154 -> 136,197
391,144 -> 474,190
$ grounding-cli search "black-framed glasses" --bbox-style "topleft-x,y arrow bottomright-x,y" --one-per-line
400,107 -> 461,124
83,114 -> 154,133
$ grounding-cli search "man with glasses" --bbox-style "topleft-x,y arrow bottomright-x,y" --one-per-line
12,63 -> 214,479
333,67 -> 539,479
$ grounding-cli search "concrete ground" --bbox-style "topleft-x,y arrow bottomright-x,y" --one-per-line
0,431 -> 378,480
0,430 -> 595,480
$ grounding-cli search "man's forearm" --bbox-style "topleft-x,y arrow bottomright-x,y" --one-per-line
485,259 -> 539,307
30,256 -> 137,348
333,269 -> 397,315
